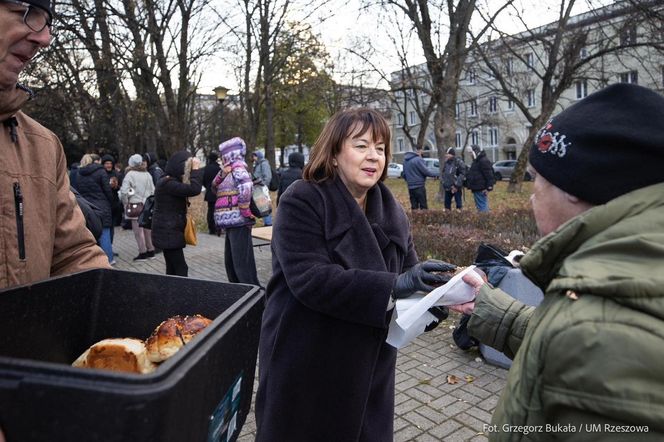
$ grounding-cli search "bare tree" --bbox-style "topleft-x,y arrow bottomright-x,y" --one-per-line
471,0 -> 664,191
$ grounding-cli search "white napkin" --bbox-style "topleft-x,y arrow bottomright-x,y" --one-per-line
386,265 -> 481,349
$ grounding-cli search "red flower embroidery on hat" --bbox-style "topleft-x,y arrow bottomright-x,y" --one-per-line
537,133 -> 553,152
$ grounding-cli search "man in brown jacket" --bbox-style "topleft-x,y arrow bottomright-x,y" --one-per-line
0,0 -> 109,291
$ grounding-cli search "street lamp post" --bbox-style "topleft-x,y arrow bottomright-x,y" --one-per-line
213,86 -> 229,143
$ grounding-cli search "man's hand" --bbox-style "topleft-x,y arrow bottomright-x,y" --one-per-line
447,268 -> 487,315
393,260 -> 456,299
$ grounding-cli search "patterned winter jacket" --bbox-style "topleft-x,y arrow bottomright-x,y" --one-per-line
212,160 -> 255,230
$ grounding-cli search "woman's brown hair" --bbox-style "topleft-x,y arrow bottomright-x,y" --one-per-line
303,107 -> 392,183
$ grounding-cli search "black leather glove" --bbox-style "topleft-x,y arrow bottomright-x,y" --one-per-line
393,260 -> 456,299
424,306 -> 449,332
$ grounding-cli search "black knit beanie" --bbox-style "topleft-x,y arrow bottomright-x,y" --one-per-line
530,83 -> 664,205
165,150 -> 191,178
26,0 -> 52,18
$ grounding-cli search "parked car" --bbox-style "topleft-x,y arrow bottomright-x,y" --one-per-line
492,160 -> 532,181
422,158 -> 440,178
387,162 -> 404,178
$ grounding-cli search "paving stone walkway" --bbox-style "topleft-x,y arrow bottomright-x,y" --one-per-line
111,227 -> 507,441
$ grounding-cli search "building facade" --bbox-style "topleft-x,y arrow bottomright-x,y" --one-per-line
390,0 -> 664,164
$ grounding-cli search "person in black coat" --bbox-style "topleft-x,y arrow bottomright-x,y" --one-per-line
101,154 -> 123,240
276,151 -> 304,205
151,151 -> 202,276
255,108 -> 455,441
202,151 -> 221,234
74,153 -> 114,264
465,145 -> 495,212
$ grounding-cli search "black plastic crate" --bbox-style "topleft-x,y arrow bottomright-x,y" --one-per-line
0,269 -> 263,442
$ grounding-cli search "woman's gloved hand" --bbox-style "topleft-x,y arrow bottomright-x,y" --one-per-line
393,260 -> 456,299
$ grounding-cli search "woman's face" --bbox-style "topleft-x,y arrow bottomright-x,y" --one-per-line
334,127 -> 386,199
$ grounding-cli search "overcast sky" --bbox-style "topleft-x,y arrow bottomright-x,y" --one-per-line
199,0 -> 613,94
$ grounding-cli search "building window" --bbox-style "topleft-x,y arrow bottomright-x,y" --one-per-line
455,132 -> 462,148
662,66 -> 664,88
395,90 -> 403,100
470,99 -> 478,117
409,111 -> 417,125
507,98 -> 514,111
575,80 -> 588,99
620,70 -> 638,84
506,57 -> 514,76
471,129 -> 480,146
488,96 -> 497,113
455,102 -> 461,119
489,127 -> 498,147
620,25 -> 637,45
579,47 -> 588,59
397,114 -> 404,126
468,69 -> 476,84
525,52 -> 534,69
527,89 -> 536,108
397,138 -> 404,152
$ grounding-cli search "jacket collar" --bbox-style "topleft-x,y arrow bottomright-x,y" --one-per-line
0,86 -> 30,121
521,181 -> 664,297
322,177 -> 410,254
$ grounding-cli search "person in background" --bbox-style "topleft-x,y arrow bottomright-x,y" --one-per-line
251,150 -> 273,226
69,161 -> 80,189
143,151 -> 163,185
212,137 -> 260,286
450,84 -> 664,440
75,153 -> 115,264
202,151 -> 221,234
465,144 -> 494,212
101,154 -> 123,245
276,151 -> 304,205
151,150 -> 202,276
255,108 -> 455,441
403,146 -> 438,209
441,147 -> 466,210
119,153 -> 155,261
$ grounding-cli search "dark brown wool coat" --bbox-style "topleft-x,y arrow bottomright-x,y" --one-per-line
255,177 -> 418,442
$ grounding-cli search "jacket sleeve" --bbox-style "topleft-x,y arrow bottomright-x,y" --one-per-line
480,158 -> 495,190
51,140 -> 110,275
119,172 -> 132,204
540,321 -> 664,440
417,158 -> 438,178
467,285 -> 534,359
454,158 -> 466,188
163,170 -> 203,197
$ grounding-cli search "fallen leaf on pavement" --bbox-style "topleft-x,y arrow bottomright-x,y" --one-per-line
447,375 -> 459,384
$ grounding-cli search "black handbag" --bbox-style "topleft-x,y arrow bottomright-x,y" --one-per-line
138,195 -> 155,229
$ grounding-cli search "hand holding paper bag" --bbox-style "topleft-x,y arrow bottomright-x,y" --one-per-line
447,267 -> 488,315
392,260 -> 456,299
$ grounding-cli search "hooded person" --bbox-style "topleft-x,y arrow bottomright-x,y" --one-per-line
465,144 -> 494,212
150,150 -> 203,276
277,151 -> 305,204
450,83 -> 664,439
143,151 -> 164,185
211,137 -> 260,286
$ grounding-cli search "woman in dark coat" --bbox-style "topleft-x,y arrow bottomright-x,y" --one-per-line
75,153 -> 114,264
151,150 -> 202,276
255,108 -> 454,441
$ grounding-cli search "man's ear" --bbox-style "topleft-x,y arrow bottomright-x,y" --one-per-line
565,192 -> 594,211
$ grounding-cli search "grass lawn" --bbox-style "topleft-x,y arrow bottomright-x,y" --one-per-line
383,177 -> 533,211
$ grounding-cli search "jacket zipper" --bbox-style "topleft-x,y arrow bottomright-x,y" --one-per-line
13,182 -> 25,260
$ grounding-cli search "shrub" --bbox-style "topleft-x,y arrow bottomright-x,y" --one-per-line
408,208 -> 538,266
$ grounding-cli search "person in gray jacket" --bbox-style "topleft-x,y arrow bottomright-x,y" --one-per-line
450,84 -> 664,440
402,146 -> 438,209
251,150 -> 273,226
441,147 -> 466,210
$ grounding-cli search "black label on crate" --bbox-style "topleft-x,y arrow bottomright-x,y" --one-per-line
208,372 -> 243,442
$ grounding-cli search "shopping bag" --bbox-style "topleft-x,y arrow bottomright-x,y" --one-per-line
250,183 -> 272,218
